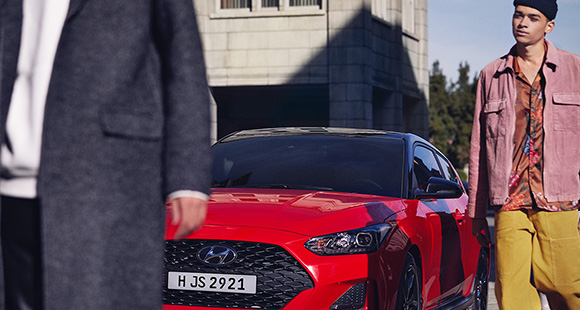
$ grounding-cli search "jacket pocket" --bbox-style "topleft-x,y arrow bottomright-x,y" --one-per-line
100,111 -> 163,140
553,93 -> 580,131
483,98 -> 507,138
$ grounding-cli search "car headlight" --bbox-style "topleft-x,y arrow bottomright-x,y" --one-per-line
304,224 -> 392,255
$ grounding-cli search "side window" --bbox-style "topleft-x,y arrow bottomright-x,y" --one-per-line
412,145 -> 442,190
436,153 -> 459,183
221,0 -> 251,9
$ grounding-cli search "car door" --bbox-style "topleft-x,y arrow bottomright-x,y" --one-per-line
411,144 -> 465,304
434,152 -> 474,295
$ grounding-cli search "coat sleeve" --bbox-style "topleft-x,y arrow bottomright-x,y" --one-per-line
154,0 -> 212,197
467,71 -> 490,218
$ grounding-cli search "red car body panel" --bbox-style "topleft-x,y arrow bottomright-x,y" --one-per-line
164,188 -> 480,310
402,196 -> 480,308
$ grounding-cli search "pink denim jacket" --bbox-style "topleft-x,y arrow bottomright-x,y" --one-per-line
468,40 -> 580,218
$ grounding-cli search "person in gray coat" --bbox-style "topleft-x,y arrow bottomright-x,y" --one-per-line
0,0 -> 211,309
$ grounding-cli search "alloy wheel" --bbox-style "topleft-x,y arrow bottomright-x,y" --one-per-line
396,253 -> 422,310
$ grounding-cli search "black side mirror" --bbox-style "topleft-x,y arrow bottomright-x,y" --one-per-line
413,176 -> 464,199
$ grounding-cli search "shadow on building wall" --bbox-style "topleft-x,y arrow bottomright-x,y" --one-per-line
209,6 -> 428,139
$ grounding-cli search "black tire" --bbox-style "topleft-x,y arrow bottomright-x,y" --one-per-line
473,248 -> 490,310
395,253 -> 422,310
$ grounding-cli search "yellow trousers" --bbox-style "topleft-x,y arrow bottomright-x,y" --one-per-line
494,209 -> 580,310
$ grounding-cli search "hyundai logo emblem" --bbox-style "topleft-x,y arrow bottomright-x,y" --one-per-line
197,245 -> 237,266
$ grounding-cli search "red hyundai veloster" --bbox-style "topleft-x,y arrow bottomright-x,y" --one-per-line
163,127 -> 489,310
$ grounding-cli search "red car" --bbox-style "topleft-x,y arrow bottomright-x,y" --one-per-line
163,127 -> 489,310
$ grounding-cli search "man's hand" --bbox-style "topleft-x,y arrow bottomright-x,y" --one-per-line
169,197 -> 208,239
471,217 -> 492,247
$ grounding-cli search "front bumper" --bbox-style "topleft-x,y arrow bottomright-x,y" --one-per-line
163,225 -> 384,310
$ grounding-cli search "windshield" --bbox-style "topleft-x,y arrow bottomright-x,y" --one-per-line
211,135 -> 404,197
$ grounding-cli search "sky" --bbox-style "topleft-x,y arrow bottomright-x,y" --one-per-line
428,0 -> 580,82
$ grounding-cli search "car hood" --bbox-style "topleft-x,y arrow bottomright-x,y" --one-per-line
202,188 -> 406,237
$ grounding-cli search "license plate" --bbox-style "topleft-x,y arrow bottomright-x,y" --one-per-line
167,271 -> 257,294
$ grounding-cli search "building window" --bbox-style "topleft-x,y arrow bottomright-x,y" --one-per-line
402,0 -> 415,33
215,0 -> 323,15
290,0 -> 321,7
221,0 -> 251,9
262,0 -> 279,7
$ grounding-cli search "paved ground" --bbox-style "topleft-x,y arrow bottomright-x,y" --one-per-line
487,281 -> 499,310
484,211 -> 551,310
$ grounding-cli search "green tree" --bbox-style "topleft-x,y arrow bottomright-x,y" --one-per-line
429,61 -> 478,180
429,61 -> 454,158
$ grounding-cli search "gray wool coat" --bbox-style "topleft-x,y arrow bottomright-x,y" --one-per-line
0,0 -> 211,309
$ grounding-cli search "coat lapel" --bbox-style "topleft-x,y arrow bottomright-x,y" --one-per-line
66,0 -> 88,20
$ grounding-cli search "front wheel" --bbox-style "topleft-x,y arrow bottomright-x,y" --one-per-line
395,253 -> 422,310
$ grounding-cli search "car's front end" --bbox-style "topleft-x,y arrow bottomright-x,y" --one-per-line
163,188 -> 410,310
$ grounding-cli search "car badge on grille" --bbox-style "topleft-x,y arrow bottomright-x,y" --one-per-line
197,245 -> 237,266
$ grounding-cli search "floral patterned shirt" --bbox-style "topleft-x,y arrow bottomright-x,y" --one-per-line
500,56 -> 578,212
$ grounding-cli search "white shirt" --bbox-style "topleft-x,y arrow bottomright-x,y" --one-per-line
1,0 -> 70,198
0,0 -> 208,201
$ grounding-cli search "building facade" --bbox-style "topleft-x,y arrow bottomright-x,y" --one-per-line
193,0 -> 428,140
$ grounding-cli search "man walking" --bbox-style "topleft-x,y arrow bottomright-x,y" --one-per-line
468,0 -> 580,309
0,1 -> 211,309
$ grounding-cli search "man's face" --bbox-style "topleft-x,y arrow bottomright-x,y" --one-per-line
512,5 -> 555,46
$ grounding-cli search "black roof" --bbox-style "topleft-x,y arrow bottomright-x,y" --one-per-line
217,127 -> 410,143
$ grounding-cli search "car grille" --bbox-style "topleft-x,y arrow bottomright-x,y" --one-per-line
163,239 -> 315,309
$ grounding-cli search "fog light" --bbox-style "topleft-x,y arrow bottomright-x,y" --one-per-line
330,282 -> 366,310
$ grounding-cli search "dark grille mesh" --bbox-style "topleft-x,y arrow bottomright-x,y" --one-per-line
163,240 -> 314,309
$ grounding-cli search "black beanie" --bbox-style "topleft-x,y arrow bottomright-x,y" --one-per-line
514,0 -> 558,20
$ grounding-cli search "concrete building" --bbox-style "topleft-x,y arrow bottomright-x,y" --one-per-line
193,0 -> 429,140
